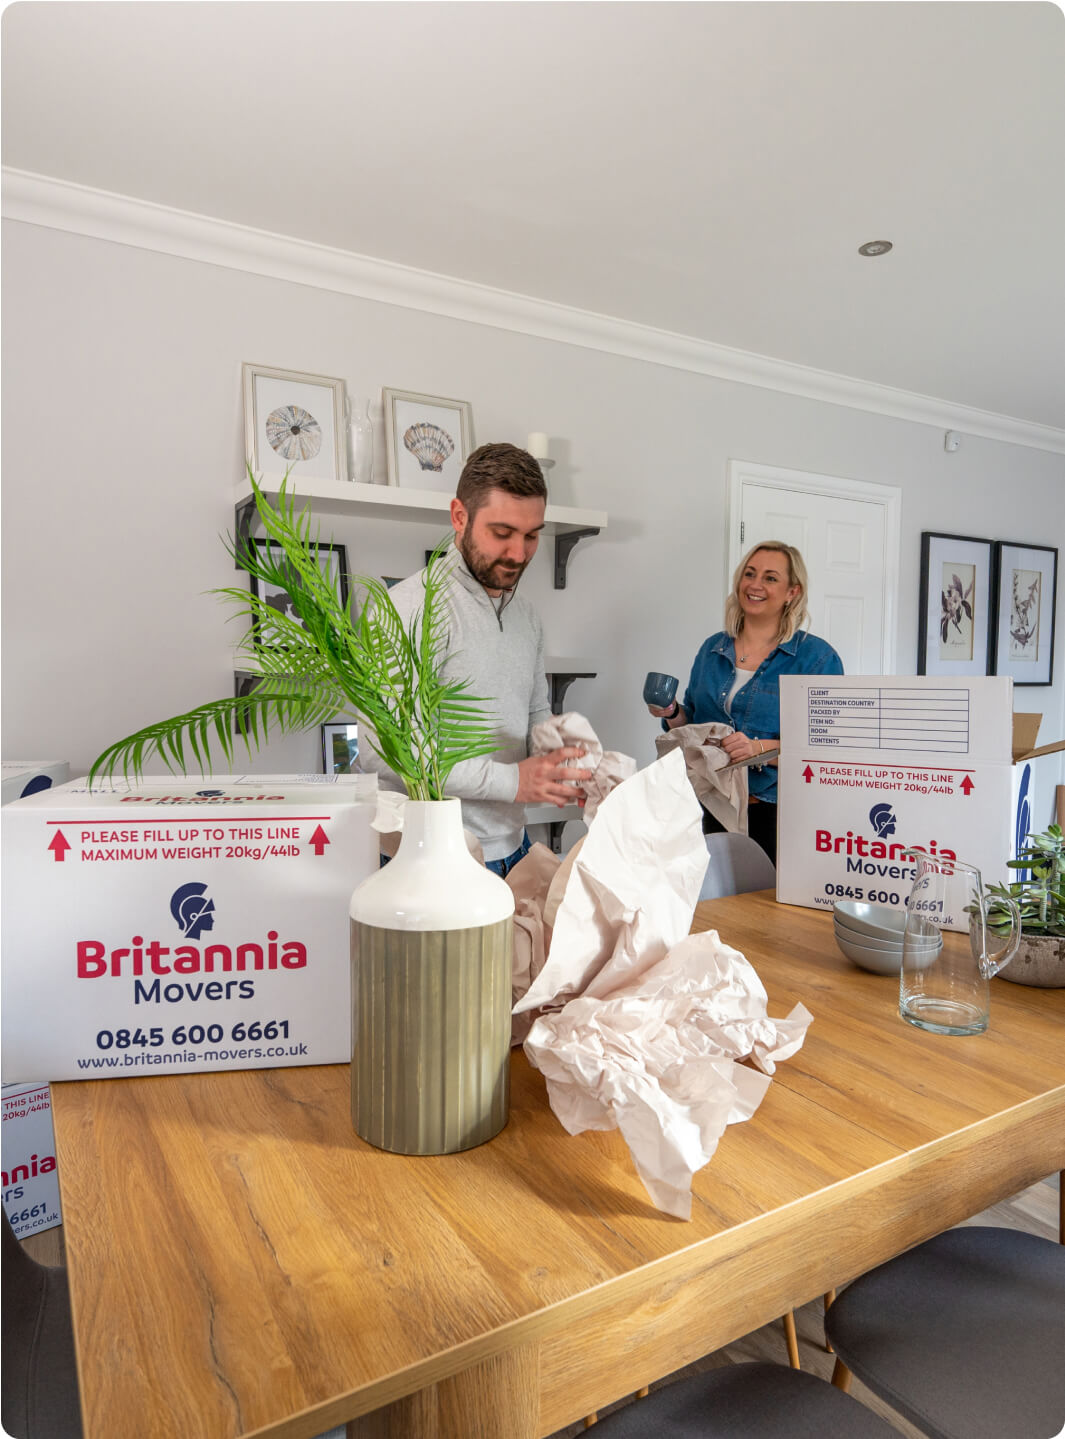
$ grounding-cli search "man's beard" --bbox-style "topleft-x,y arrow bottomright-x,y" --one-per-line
458,530 -> 527,592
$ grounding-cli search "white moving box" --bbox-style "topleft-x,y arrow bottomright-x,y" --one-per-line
2,1082 -> 62,1238
2,760 -> 69,806
1,774 -> 378,1082
776,676 -> 1017,915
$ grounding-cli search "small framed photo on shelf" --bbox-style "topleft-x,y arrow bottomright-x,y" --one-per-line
381,387 -> 473,491
917,532 -> 994,677
992,541 -> 1057,686
321,722 -> 359,774
243,362 -> 348,484
246,539 -> 349,651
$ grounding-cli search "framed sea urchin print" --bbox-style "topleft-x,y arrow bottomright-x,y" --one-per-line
381,387 -> 473,491
917,531 -> 994,677
991,541 -> 1057,686
243,363 -> 348,484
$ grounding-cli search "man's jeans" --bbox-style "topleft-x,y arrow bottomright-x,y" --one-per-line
485,832 -> 530,878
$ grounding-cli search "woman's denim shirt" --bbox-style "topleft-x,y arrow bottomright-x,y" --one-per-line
680,629 -> 843,804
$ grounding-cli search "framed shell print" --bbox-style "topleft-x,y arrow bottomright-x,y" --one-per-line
992,541 -> 1057,686
381,387 -> 473,492
243,363 -> 348,484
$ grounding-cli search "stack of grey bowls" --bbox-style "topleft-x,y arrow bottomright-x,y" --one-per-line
833,900 -> 941,974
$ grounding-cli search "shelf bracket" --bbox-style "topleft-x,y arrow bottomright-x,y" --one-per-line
549,671 -> 596,716
553,526 -> 599,590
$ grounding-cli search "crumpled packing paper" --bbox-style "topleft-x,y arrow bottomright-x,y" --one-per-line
530,712 -> 637,822
656,721 -> 749,834
508,748 -> 813,1220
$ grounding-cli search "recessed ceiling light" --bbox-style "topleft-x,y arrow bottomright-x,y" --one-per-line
858,241 -> 893,257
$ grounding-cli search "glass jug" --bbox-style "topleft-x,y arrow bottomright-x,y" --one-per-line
899,853 -> 1021,1036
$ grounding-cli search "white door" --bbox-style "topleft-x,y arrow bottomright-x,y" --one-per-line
727,461 -> 901,676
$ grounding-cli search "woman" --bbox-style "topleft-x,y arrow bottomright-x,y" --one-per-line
648,541 -> 842,865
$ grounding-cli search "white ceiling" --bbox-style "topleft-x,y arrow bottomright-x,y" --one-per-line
3,1 -> 1064,433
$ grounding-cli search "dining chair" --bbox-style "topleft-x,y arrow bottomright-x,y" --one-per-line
698,831 -> 776,901
826,1225 -> 1065,1439
581,1361 -> 901,1436
695,832 -> 831,1372
1,1209 -> 84,1439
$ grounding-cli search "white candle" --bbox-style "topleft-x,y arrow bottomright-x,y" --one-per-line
526,432 -> 549,460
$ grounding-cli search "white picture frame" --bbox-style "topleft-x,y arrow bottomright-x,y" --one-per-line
243,363 -> 348,484
381,387 -> 473,491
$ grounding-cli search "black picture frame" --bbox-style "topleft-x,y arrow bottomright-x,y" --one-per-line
246,538 -> 349,651
917,532 -> 994,677
321,722 -> 359,774
991,541 -> 1057,686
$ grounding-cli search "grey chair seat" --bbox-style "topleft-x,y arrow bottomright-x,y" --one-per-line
588,1362 -> 900,1437
698,831 -> 776,902
825,1225 -> 1065,1439
1,1210 -> 84,1439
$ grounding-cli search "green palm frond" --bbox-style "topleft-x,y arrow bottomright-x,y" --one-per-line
89,470 -> 500,798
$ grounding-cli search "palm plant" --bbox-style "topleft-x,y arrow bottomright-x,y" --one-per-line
88,472 -> 500,798
986,823 -> 1065,938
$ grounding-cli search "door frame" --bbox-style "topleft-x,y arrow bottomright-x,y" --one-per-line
726,460 -> 902,674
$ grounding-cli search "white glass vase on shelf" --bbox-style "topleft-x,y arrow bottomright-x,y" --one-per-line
346,396 -> 375,485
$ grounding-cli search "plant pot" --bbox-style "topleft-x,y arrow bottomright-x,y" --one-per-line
349,798 -> 515,1153
997,932 -> 1065,989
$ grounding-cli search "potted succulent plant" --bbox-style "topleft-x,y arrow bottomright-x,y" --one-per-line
90,473 -> 516,1154
985,823 -> 1065,988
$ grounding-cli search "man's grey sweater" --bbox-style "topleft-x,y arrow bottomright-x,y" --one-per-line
361,546 -> 552,861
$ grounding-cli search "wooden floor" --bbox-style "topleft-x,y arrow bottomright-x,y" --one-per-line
21,1173 -> 1060,1439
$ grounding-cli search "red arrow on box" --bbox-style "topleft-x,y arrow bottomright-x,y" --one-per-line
308,824 -> 330,856
48,831 -> 71,862
803,766 -> 814,784
960,775 -> 975,795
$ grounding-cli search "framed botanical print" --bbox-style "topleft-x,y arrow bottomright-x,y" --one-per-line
992,541 -> 1057,685
917,532 -> 994,677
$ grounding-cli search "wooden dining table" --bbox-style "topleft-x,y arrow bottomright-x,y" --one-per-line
50,891 -> 1065,1439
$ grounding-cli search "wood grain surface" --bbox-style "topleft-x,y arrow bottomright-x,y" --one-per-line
50,892 -> 1065,1439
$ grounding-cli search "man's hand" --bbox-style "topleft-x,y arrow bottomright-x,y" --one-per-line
516,747 -> 594,807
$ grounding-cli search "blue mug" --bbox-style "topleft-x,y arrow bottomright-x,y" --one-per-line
643,671 -> 679,708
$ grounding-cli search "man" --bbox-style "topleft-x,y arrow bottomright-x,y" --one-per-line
363,442 -> 592,875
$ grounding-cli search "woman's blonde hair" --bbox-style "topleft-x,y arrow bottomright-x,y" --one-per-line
724,541 -> 810,644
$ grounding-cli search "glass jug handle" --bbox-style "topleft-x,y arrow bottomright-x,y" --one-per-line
981,895 -> 1022,977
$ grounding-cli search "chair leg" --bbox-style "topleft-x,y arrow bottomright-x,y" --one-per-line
635,1387 -> 649,1399
583,1414 -> 598,1428
824,1288 -> 837,1352
783,1309 -> 800,1369
831,1357 -> 853,1392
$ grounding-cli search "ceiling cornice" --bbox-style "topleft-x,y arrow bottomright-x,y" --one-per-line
5,167 -> 1064,456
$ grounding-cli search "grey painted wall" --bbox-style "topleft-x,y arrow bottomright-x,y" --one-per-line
3,218 -> 1063,822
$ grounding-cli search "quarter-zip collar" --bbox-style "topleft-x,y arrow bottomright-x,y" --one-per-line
450,542 -> 519,631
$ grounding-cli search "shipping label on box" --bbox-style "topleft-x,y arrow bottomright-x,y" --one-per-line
1,775 -> 378,1082
776,677 -> 1014,916
2,1082 -> 62,1237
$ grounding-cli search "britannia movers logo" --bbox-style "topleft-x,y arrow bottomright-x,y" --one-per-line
815,802 -> 956,880
75,880 -> 307,1004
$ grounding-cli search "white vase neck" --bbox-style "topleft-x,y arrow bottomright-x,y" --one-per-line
399,799 -> 469,858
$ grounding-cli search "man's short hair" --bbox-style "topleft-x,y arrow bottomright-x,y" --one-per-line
456,442 -> 547,518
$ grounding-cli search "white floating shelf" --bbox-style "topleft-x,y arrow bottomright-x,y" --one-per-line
234,477 -> 607,533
